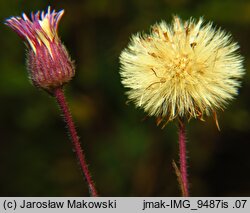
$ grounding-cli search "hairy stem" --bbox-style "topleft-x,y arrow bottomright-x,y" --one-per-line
53,87 -> 98,196
178,119 -> 189,196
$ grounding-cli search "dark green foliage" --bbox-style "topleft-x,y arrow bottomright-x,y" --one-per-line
0,0 -> 250,196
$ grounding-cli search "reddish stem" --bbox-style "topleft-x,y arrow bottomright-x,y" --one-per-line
54,87 -> 98,197
178,119 -> 189,196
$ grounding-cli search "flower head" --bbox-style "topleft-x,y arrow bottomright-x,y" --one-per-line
5,6 -> 74,91
120,16 -> 244,123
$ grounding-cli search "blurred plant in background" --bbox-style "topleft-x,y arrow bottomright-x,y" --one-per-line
0,0 -> 250,196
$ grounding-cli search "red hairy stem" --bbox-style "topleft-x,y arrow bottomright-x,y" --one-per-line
54,87 -> 98,197
178,119 -> 189,196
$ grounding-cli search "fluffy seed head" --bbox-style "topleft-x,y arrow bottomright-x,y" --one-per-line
5,6 -> 75,92
120,16 -> 244,122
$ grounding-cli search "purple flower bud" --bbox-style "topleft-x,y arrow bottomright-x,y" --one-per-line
5,6 -> 75,91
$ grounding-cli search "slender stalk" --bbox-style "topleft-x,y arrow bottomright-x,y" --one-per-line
53,87 -> 98,197
178,119 -> 189,196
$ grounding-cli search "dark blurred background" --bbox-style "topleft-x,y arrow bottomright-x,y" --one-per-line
0,0 -> 250,196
